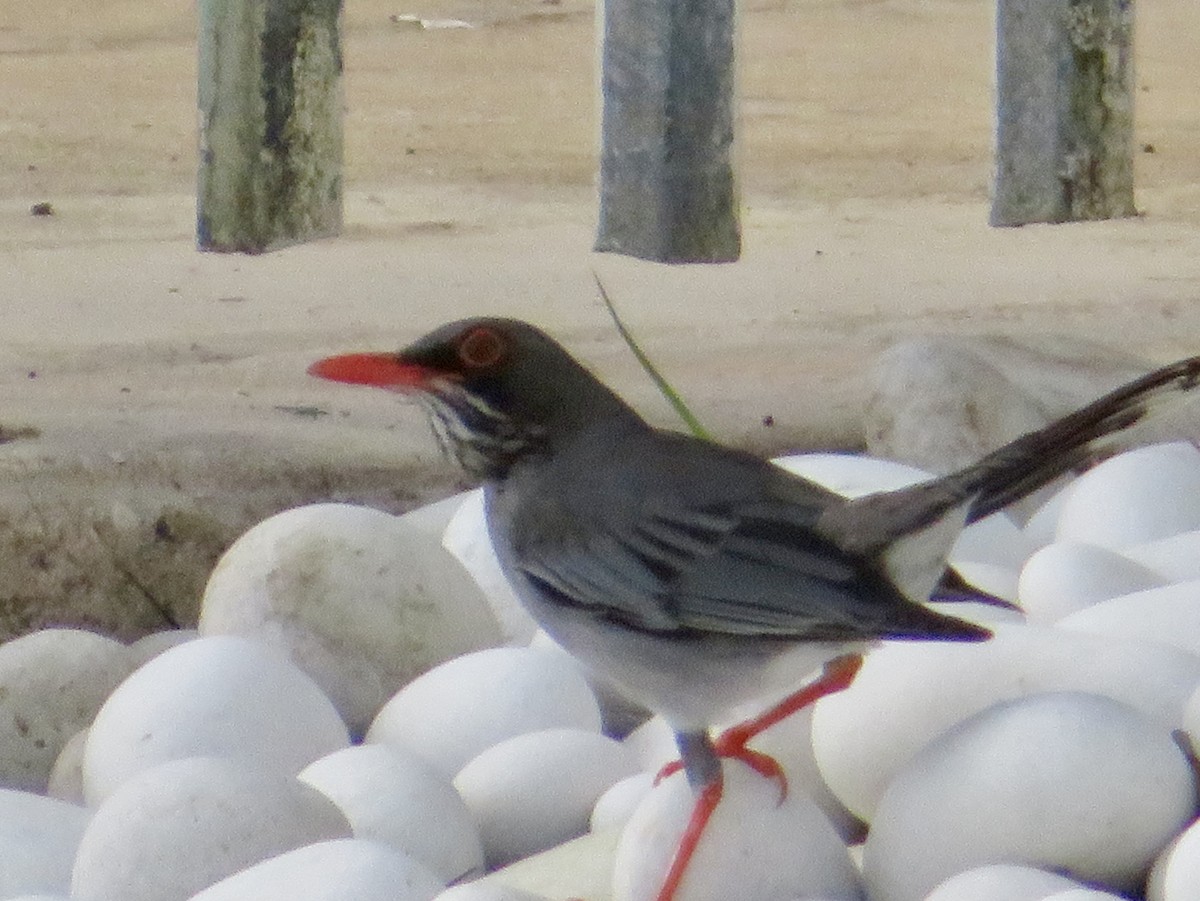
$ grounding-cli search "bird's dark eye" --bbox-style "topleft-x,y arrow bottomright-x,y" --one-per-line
457,326 -> 507,369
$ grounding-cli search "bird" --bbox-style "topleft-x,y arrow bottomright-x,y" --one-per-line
310,318 -> 1200,901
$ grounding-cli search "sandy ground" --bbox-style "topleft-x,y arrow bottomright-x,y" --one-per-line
0,0 -> 1199,637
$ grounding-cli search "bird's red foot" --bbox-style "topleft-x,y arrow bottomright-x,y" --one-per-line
655,652 -> 863,800
651,654 -> 864,901
656,736 -> 787,802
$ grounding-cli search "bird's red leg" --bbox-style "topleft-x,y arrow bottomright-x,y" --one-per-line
656,653 -> 863,795
654,778 -> 723,901
716,653 -> 863,755
650,655 -> 863,900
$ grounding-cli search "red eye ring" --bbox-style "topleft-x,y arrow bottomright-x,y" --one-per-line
457,326 -> 507,369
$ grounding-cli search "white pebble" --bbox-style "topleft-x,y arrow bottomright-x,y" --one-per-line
0,789 -> 90,898
771,451 -> 932,495
126,628 -> 198,667
613,760 -> 862,901
925,863 -> 1080,900
1043,890 -> 1130,901
529,630 -> 650,738
83,635 -> 348,804
1126,530 -> 1200,583
367,646 -> 601,780
299,743 -> 484,883
862,692 -> 1196,901
590,772 -> 656,832
200,502 -> 505,734
1057,578 -> 1200,657
442,489 -> 539,644
949,511 -> 1036,573
1147,816 -> 1200,901
622,715 -> 678,774
46,728 -> 87,804
0,629 -> 132,793
435,883 -> 551,901
71,756 -> 351,901
1179,683 -> 1200,761
454,727 -> 638,868
812,623 -> 1200,820
1017,541 -> 1164,623
1022,481 -> 1074,549
187,838 -> 445,901
1055,442 -> 1200,547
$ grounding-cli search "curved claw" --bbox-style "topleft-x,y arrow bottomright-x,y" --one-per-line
709,738 -> 788,804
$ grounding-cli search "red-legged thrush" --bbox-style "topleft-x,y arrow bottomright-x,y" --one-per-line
311,318 -> 1200,900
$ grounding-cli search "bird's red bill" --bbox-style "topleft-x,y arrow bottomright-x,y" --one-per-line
308,352 -> 433,390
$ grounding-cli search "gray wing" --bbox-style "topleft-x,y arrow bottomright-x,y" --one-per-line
506,434 -> 980,642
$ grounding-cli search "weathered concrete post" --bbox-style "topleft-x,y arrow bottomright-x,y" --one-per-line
594,0 -> 741,263
198,0 -> 344,253
992,0 -> 1136,226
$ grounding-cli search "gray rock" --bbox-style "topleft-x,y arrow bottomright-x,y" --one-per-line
865,335 -> 1200,516
0,629 -> 132,793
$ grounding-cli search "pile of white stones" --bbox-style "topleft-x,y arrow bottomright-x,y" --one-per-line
2,441 -> 1200,901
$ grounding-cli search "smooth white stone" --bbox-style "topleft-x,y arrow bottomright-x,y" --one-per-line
186,838 -> 445,901
771,452 -> 932,496
622,715 -> 678,774
613,761 -> 862,901
0,629 -> 132,793
299,743 -> 484,884
1179,683 -> 1200,762
924,863 -> 1080,901
83,635 -> 348,804
1043,890 -> 1130,901
1055,442 -> 1200,548
45,728 -> 87,804
591,773 -> 656,832
529,630 -> 649,738
200,502 -> 504,734
812,623 -> 1200,821
1057,579 -> 1200,658
1126,530 -> 1200,583
71,756 -> 351,901
368,646 -> 601,780
863,692 -> 1196,901
457,829 -> 620,901
1023,482 -> 1075,549
454,727 -> 639,868
0,789 -> 90,898
442,489 -> 539,645
1017,542 -> 1164,623
948,512 -> 1036,572
435,882 -> 551,901
1146,817 -> 1200,901
126,628 -> 199,668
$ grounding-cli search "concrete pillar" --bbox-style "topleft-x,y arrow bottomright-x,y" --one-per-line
992,0 -> 1136,226
198,0 -> 344,253
594,0 -> 741,263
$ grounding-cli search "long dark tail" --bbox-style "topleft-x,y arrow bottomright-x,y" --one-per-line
956,355 -> 1200,523
824,355 -> 1200,559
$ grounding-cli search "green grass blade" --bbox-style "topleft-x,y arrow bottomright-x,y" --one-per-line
593,272 -> 713,441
